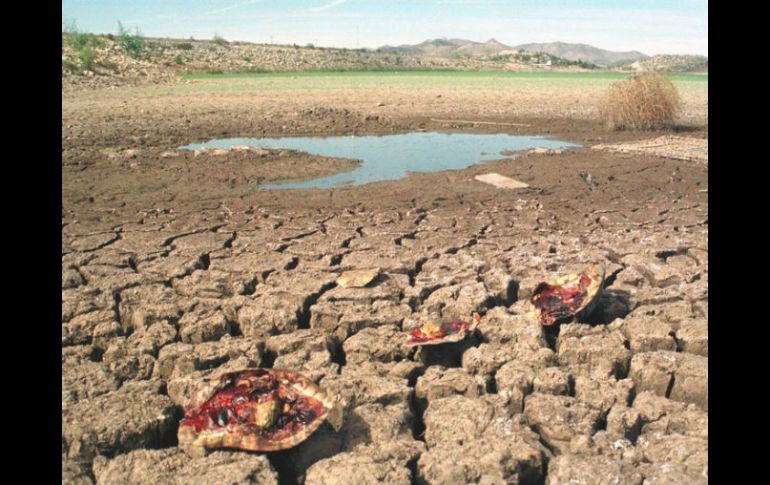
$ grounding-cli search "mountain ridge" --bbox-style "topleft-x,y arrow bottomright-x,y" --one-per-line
513,41 -> 647,66
379,38 -> 656,66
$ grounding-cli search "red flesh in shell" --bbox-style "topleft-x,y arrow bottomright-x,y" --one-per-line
409,321 -> 465,343
531,273 -> 593,325
180,370 -> 325,445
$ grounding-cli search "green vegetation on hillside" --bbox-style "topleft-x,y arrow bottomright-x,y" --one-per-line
62,20 -> 102,71
117,21 -> 145,58
213,34 -> 230,47
488,51 -> 599,69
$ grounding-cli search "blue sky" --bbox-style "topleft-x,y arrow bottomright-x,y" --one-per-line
62,0 -> 707,56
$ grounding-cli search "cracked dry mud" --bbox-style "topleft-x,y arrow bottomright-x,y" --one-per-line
63,83 -> 707,484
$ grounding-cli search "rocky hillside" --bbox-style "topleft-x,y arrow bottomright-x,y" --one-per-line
626,55 -> 708,73
379,38 -> 511,57
62,33 -> 603,89
61,33 -> 702,90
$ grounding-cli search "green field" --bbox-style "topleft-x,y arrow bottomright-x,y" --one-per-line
128,70 -> 706,98
182,70 -> 707,82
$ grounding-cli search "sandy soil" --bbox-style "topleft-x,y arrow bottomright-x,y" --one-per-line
62,79 -> 707,485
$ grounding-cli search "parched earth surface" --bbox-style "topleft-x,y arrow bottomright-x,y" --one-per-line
62,81 -> 707,484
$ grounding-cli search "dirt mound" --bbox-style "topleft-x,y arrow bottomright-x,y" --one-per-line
62,34 -> 179,90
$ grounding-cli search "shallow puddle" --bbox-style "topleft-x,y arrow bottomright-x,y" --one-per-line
182,132 -> 579,189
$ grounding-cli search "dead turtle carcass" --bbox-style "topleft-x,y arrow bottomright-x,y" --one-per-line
405,313 -> 481,347
177,368 -> 334,452
527,266 -> 605,325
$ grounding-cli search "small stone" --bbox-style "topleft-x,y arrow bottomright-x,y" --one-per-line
336,268 -> 380,288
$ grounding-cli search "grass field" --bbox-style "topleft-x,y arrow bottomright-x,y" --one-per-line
181,71 -> 707,82
102,70 -> 705,125
130,70 -> 706,98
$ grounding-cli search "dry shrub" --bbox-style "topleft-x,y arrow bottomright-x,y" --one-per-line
601,74 -> 682,130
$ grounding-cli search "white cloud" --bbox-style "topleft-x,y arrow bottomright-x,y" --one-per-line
305,0 -> 350,13
201,0 -> 264,16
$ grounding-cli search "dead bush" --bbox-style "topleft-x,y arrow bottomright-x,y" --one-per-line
601,74 -> 682,130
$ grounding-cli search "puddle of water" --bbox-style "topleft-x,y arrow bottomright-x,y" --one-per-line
181,132 -> 579,189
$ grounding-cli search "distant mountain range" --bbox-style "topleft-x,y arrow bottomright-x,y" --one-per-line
514,42 -> 647,66
378,39 -> 650,67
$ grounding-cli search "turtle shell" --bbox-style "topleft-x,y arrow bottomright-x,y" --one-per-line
405,313 -> 481,347
528,266 -> 605,325
177,368 -> 334,452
